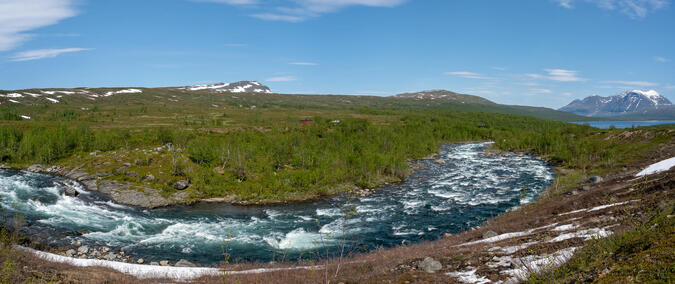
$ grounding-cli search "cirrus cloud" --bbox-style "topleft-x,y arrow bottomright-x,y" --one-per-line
195,0 -> 407,22
527,69 -> 586,82
0,0 -> 78,51
10,48 -> 92,62
553,0 -> 669,18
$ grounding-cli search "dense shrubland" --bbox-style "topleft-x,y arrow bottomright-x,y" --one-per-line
0,108 -> 670,202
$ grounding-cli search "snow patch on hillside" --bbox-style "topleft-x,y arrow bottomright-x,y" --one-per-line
636,157 -> 675,177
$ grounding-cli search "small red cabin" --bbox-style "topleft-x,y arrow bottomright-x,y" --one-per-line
299,119 -> 314,126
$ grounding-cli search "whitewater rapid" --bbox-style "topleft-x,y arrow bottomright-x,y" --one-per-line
0,142 -> 553,265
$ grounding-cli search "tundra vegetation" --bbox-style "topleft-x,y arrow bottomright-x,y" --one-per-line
0,88 -> 673,282
0,89 -> 666,203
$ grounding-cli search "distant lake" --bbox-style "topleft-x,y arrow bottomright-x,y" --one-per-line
572,121 -> 675,129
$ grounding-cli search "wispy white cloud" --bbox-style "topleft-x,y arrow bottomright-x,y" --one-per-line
196,0 -> 406,22
10,48 -> 92,61
530,88 -> 553,94
654,56 -> 670,62
0,0 -> 78,51
444,71 -> 491,80
527,69 -> 586,82
553,0 -> 669,18
491,66 -> 507,71
562,92 -> 573,97
266,76 -> 298,82
290,62 -> 319,66
665,84 -> 675,89
601,80 -> 659,87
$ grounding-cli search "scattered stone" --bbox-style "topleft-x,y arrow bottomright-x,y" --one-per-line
173,180 -> 190,190
589,176 -> 604,184
90,151 -> 100,156
101,246 -> 110,253
126,171 -> 139,177
77,246 -> 89,255
417,257 -> 442,273
150,262 -> 159,266
443,233 -> 453,239
74,241 -> 82,247
581,185 -> 591,191
122,162 -> 131,167
483,230 -> 498,239
175,259 -> 197,267
142,174 -> 155,181
65,249 -> 76,257
137,258 -> 145,264
160,260 -> 170,266
27,164 -> 44,172
96,172 -> 112,178
104,253 -> 117,261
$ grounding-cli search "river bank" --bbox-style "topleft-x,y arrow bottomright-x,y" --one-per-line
0,143 -> 553,267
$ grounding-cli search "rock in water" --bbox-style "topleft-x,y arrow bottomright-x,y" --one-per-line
175,259 -> 197,267
64,186 -> 79,197
160,260 -> 170,266
417,257 -> 442,273
137,258 -> 145,264
483,230 -> 498,239
173,180 -> 190,190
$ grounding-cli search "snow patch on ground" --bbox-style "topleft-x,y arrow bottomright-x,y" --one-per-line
15,246 -> 321,280
446,269 -> 491,283
552,223 -> 579,232
558,200 -> 638,216
501,247 -> 578,283
45,97 -> 59,103
636,157 -> 675,177
104,89 -> 143,97
20,115 -> 31,120
548,227 -> 613,243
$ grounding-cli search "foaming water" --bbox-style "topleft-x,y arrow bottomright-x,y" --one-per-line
0,143 -> 553,265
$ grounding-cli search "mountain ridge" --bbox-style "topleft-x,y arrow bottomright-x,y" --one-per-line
559,90 -> 674,119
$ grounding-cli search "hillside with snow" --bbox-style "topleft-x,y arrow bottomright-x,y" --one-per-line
559,90 -> 675,119
179,81 -> 272,94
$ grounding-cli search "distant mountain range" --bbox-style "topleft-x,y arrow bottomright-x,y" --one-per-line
179,81 -> 272,93
0,84 -> 589,122
559,90 -> 675,119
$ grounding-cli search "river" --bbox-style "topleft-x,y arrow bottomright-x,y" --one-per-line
0,142 -> 553,266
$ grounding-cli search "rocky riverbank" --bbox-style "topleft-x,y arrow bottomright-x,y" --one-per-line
22,163 -> 190,208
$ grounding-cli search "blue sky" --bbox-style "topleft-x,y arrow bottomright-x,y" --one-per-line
0,0 -> 673,108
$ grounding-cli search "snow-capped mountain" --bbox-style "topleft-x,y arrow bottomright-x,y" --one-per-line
559,90 -> 673,117
180,81 -> 272,93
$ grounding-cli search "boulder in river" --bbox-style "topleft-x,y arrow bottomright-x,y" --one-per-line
64,186 -> 79,197
160,260 -> 170,266
417,257 -> 442,273
173,180 -> 190,190
137,258 -> 145,264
